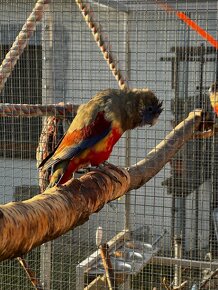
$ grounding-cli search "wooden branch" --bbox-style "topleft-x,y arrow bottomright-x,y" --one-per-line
128,110 -> 205,190
199,268 -> 218,289
0,165 -> 130,261
99,243 -> 118,289
36,116 -> 61,191
0,110 -> 208,261
162,277 -> 188,290
17,257 -> 43,290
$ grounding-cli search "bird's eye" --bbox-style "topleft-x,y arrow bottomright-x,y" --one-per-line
148,106 -> 153,112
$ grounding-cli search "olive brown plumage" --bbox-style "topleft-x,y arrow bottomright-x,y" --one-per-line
39,88 -> 163,187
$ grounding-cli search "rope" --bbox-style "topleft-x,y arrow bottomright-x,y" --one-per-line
75,0 -> 128,90
0,103 -> 78,118
0,0 -> 50,93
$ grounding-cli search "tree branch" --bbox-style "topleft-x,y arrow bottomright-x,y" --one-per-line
17,256 -> 43,290
128,110 -> 206,190
0,110 -> 211,261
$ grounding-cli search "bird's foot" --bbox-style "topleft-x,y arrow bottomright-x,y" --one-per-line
98,164 -> 121,184
84,162 -> 122,184
101,161 -> 124,172
77,163 -> 123,185
96,163 -> 122,185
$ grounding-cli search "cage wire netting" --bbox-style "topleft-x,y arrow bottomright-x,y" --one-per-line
0,0 -> 218,289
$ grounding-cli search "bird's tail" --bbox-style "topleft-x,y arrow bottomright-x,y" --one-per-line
38,150 -> 55,170
47,160 -> 70,188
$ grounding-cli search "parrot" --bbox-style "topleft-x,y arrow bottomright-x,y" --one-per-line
209,82 -> 218,116
38,88 -> 163,188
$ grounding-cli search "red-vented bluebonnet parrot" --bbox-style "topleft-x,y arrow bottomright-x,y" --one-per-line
209,82 -> 218,116
39,88 -> 163,187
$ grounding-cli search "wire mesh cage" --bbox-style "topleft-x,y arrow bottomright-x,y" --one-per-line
0,0 -> 218,289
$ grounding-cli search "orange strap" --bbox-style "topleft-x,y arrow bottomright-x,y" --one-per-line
176,12 -> 218,50
157,1 -> 218,50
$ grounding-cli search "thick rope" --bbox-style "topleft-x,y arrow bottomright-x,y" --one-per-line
0,103 -> 78,118
75,0 -> 128,90
0,0 -> 50,94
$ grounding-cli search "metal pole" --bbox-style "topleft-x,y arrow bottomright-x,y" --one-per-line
173,17 -> 190,286
40,3 -> 54,289
174,236 -> 182,287
124,10 -> 131,234
123,12 -> 132,290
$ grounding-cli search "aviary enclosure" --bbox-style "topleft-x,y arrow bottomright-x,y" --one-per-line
0,0 -> 218,289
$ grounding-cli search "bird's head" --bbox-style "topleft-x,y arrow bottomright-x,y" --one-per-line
209,82 -> 218,94
140,96 -> 163,127
209,82 -> 218,116
129,88 -> 163,128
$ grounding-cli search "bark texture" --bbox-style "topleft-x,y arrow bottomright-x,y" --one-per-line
0,166 -> 129,261
0,110 -> 211,261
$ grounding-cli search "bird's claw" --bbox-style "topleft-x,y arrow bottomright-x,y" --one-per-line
97,164 -> 122,185
83,162 -> 121,184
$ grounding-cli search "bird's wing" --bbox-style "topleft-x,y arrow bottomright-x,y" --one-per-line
38,111 -> 112,170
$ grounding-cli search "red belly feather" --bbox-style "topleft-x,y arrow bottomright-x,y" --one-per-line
60,126 -> 122,184
214,104 -> 218,116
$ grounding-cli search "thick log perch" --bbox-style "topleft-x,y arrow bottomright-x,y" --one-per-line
0,110 -> 211,261
128,110 -> 212,190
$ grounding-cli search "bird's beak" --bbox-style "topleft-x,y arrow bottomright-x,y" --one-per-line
150,117 -> 158,127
